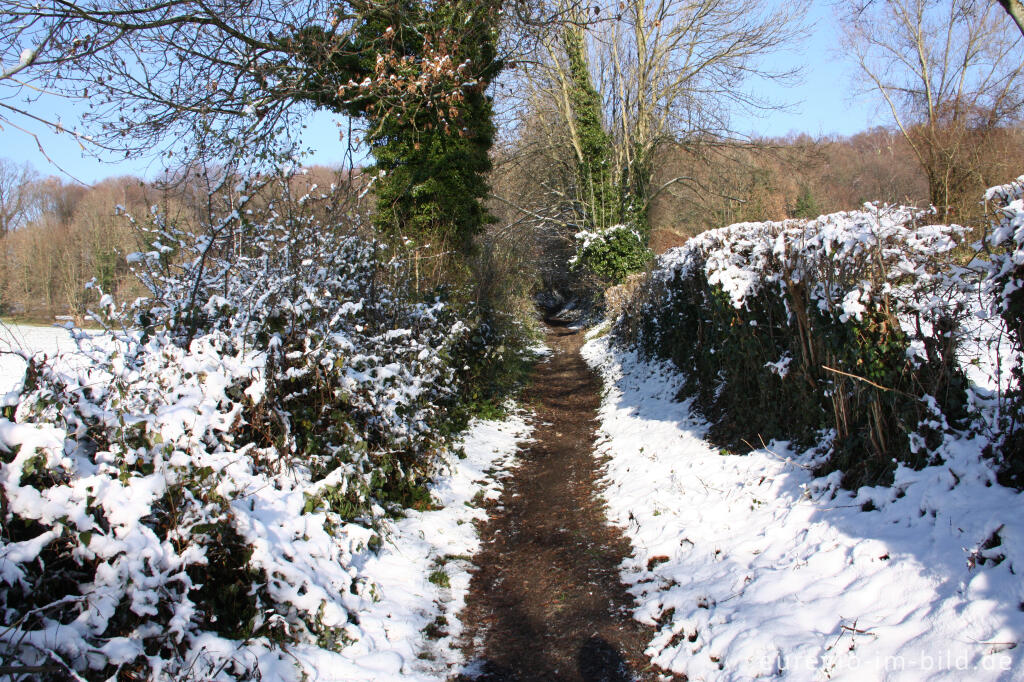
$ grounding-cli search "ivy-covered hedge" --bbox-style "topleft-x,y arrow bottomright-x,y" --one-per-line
0,177 -> 535,679
616,205 -> 978,489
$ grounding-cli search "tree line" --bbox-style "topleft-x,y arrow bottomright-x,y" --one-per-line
5,119 -> 1022,320
0,162 -> 369,321
2,0 -> 1023,313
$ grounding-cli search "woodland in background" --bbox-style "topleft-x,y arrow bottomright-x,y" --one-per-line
647,125 -> 1024,252
0,164 -> 371,321
491,123 -> 1024,294
4,124 -> 1024,320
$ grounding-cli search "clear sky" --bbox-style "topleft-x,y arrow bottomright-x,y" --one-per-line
3,0 -> 883,186
2,99 -> 357,185
731,0 -> 882,140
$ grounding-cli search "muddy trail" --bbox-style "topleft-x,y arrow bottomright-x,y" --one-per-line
457,322 -> 676,682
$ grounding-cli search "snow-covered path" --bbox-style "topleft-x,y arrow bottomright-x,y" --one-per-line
582,327 -> 1023,682
456,321 -> 669,681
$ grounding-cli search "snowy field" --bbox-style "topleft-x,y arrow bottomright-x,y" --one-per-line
0,322 -> 88,393
583,327 -> 1023,682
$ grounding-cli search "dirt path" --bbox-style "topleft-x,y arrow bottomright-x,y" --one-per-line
456,322 -> 676,682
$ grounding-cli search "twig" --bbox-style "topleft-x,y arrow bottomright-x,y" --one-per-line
740,436 -> 813,470
821,365 -> 892,392
841,623 -> 875,635
0,664 -> 65,676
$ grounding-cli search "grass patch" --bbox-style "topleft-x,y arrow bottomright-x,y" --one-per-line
428,569 -> 450,588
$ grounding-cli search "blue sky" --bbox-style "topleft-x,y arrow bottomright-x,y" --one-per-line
4,0 -> 882,185
732,1 -> 883,140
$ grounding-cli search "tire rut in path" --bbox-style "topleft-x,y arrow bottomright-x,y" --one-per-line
456,322 -> 677,682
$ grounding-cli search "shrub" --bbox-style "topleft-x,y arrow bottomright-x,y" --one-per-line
983,175 -> 1024,486
618,205 -> 975,488
0,170 -> 534,679
571,223 -> 652,286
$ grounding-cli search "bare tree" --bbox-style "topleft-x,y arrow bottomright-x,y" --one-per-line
596,0 -> 806,198
994,0 -> 1024,36
508,0 -> 807,233
0,0 -> 526,171
0,158 -> 40,236
842,0 -> 1024,222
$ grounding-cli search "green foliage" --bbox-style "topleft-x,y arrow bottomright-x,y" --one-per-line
631,272 -> 965,487
980,176 -> 1024,487
559,24 -> 652,291
619,213 -> 970,490
293,0 -> 503,251
991,258 -> 1024,488
440,300 -> 541,427
187,521 -> 264,640
573,224 -> 652,286
427,569 -> 450,588
563,25 -> 621,231
0,162 -> 543,678
792,185 -> 822,219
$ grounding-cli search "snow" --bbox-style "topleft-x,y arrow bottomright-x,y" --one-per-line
570,223 -> 647,268
0,323 -> 96,393
583,328 -> 1024,681
0,322 -> 534,680
0,197 -> 542,678
651,204 -> 969,316
264,412 -> 532,680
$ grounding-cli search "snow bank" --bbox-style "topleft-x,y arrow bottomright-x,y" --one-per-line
263,413 -> 531,680
583,330 -> 1024,680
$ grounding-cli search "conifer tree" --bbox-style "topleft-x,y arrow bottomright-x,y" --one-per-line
792,185 -> 822,219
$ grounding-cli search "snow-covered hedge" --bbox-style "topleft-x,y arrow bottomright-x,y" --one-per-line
589,182 -> 1024,680
0,177 -> 530,679
984,175 -> 1024,485
618,204 -> 989,488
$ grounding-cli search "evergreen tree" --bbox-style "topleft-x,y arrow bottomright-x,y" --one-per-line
294,0 -> 502,252
792,185 -> 822,219
562,24 -> 651,285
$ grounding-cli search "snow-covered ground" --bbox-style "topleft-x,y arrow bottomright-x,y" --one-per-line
287,414 -> 531,680
583,326 -> 1023,681
1,321 -> 534,680
0,322 -> 88,393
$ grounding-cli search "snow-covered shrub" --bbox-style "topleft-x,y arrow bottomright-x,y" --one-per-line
0,172 -> 525,679
984,176 -> 1024,486
571,223 -> 651,285
618,204 -> 976,488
